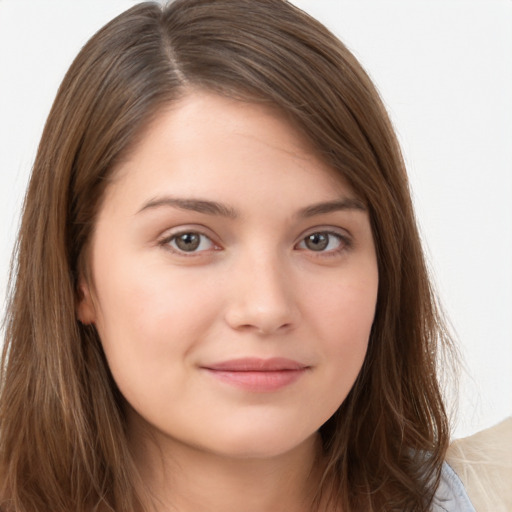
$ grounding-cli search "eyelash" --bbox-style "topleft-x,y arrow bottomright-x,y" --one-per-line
158,230 -> 219,256
158,229 -> 352,257
296,230 -> 352,257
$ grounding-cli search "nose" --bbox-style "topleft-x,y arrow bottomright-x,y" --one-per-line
224,252 -> 300,335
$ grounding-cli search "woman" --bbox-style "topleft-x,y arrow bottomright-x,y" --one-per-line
0,1 -> 473,510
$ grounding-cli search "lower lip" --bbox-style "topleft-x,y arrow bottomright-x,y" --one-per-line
202,369 -> 307,392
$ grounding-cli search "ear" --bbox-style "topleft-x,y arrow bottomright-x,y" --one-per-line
76,277 -> 97,325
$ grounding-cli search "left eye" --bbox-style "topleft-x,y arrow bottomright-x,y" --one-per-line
297,232 -> 345,252
165,232 -> 215,253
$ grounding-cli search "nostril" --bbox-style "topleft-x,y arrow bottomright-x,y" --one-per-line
225,305 -> 296,334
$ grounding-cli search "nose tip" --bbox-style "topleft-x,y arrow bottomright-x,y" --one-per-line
226,307 -> 295,335
223,262 -> 299,335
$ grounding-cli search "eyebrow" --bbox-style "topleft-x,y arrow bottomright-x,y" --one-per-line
137,195 -> 366,218
297,198 -> 366,217
138,197 -> 238,218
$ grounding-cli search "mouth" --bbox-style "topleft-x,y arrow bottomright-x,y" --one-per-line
200,357 -> 310,392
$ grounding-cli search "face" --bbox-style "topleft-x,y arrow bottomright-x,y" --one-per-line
78,91 -> 378,461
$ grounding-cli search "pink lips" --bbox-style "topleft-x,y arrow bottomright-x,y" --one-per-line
201,357 -> 309,392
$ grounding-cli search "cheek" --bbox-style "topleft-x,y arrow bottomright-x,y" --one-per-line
91,256 -> 222,389
311,271 -> 378,345
95,252 -> 218,331
304,270 -> 377,395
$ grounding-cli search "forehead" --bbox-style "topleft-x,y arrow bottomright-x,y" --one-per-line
104,91 -> 354,207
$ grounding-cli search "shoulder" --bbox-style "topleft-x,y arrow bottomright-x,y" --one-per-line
431,462 -> 476,512
445,417 -> 512,512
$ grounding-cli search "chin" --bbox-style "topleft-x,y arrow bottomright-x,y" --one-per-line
201,427 -> 319,461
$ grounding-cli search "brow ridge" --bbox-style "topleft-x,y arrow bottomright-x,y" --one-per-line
138,197 -> 238,218
297,198 -> 366,218
138,195 -> 365,219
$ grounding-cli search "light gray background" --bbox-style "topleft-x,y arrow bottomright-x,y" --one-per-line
1,0 -> 511,438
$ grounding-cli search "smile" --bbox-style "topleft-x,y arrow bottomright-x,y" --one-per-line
200,357 -> 310,392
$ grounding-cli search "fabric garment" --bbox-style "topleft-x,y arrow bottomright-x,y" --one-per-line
446,417 -> 512,512
432,462 -> 476,512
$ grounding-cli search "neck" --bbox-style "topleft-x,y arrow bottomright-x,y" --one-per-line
129,422 -> 324,512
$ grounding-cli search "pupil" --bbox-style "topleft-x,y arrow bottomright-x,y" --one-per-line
306,233 -> 328,251
176,233 -> 200,251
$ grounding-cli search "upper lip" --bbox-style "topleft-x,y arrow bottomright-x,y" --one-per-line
201,357 -> 308,372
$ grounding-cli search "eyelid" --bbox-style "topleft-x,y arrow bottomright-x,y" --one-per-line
158,226 -> 222,256
294,227 -> 353,254
156,224 -> 352,257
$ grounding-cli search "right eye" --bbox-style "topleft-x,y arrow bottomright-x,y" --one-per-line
161,231 -> 217,254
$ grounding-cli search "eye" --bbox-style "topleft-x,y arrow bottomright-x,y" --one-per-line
162,231 -> 216,254
296,231 -> 347,253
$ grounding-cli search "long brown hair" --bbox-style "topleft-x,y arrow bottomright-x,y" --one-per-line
0,1 -> 454,510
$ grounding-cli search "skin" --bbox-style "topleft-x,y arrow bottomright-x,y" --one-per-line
78,91 -> 379,512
